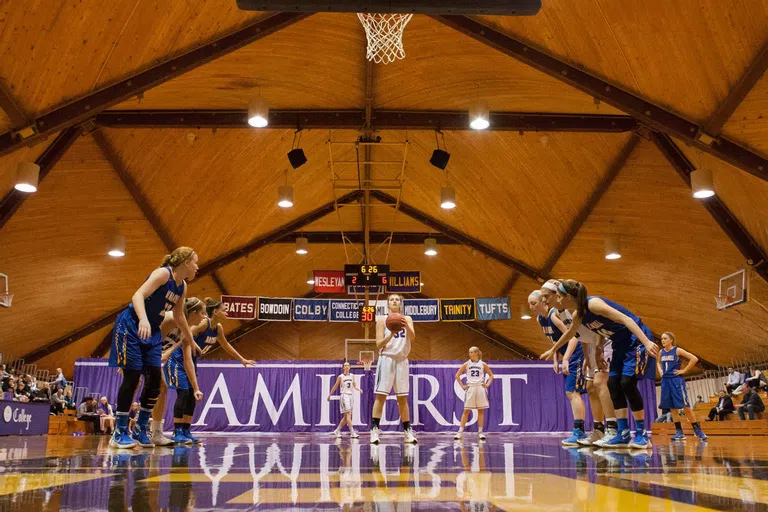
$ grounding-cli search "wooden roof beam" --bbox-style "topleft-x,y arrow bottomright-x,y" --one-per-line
274,231 -> 462,245
95,109 -> 637,133
0,126 -> 82,230
0,80 -> 28,128
0,12 -> 311,158
369,190 -> 540,280
25,191 -> 362,362
432,15 -> 768,183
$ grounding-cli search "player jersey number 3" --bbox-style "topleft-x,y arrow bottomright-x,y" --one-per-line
470,368 -> 481,378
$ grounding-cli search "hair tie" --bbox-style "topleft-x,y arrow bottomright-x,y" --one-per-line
542,282 -> 558,292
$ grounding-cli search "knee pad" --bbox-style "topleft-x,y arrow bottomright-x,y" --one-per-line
608,375 -> 625,410
174,389 -> 190,419
620,375 -> 644,412
140,366 -> 162,409
118,370 -> 142,412
184,392 -> 197,417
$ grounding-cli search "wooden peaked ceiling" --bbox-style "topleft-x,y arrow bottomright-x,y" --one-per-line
1,1 -> 768,371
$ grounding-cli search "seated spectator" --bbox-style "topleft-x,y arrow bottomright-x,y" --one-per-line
737,387 -> 766,420
745,367 -> 768,392
128,402 -> 140,432
0,364 -> 8,379
77,397 -> 102,434
31,382 -> 50,403
725,367 -> 743,394
707,391 -> 735,421
1,376 -> 14,394
696,395 -> 704,404
14,381 -> 30,403
98,397 -> 115,434
50,388 -> 67,415
63,389 -> 75,410
54,368 -> 68,391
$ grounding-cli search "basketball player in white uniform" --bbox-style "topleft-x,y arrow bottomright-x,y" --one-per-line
454,346 -> 494,440
327,361 -> 362,438
371,294 -> 417,444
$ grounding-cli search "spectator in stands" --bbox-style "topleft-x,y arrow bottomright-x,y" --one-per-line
707,391 -> 735,421
696,395 -> 704,404
99,397 -> 116,434
63,388 -> 75,410
14,381 -> 30,402
745,367 -> 768,392
54,368 -> 67,391
128,402 -> 140,432
737,387 -> 766,420
50,388 -> 66,415
0,364 -> 8,379
31,381 -> 50,403
25,374 -> 37,392
77,397 -> 102,434
2,376 -> 16,394
725,367 -> 743,394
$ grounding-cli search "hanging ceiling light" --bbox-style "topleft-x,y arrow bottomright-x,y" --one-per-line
277,185 -> 294,208
430,130 -> 450,170
520,305 -> 531,320
108,233 -> 126,258
248,97 -> 269,128
306,271 -> 315,285
469,100 -> 490,130
296,236 -> 309,255
440,185 -> 456,210
14,162 -> 40,193
604,234 -> 621,260
691,167 -> 715,199
287,129 -> 307,169
424,237 -> 438,256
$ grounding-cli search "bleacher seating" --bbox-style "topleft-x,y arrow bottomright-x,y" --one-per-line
47,409 -> 91,435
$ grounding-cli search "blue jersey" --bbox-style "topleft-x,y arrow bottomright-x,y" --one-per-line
169,319 -> 218,366
128,266 -> 185,334
581,296 -> 643,343
538,308 -> 583,358
660,346 -> 681,378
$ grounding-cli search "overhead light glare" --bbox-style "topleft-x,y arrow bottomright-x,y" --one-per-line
14,162 -> 40,193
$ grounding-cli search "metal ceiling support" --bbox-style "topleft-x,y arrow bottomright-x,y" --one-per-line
92,131 -> 232,297
95,109 -> 637,132
274,231 -> 462,245
652,131 -> 768,285
0,126 -> 82,230
0,12 -> 311,157
432,15 -> 768,183
236,0 -> 542,15
369,190 -> 540,280
0,80 -> 28,127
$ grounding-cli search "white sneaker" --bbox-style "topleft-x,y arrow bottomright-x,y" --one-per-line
454,431 -> 463,440
404,428 -> 418,444
593,428 -> 617,448
370,427 -> 380,444
577,429 -> 604,446
333,429 -> 341,438
151,428 -> 174,447
351,430 -> 359,439
478,432 -> 486,441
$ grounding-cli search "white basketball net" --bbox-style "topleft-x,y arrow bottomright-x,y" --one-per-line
357,13 -> 413,64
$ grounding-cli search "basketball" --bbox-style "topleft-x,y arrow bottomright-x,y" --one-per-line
386,312 -> 404,332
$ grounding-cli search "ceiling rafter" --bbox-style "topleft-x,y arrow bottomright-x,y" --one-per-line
275,231 -> 461,245
431,15 -> 768,183
0,12 -> 312,158
0,79 -> 28,128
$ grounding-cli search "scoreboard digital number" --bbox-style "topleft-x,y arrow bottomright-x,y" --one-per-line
344,264 -> 390,286
359,305 -> 376,323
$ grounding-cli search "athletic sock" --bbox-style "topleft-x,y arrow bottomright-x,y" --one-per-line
691,422 -> 700,429
174,422 -> 183,431
371,417 -> 380,429
593,421 -> 605,433
402,421 -> 411,431
674,421 -> 682,431
574,420 -> 585,431
457,427 -> 464,433
606,419 -> 617,430
617,418 -> 629,435
478,427 -> 483,433
137,408 -> 152,429
635,419 -> 646,434
116,412 -> 129,433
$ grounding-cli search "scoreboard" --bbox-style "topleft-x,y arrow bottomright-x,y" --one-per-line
344,264 -> 390,287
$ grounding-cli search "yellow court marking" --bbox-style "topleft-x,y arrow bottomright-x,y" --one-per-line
620,473 -> 768,504
0,472 -> 115,497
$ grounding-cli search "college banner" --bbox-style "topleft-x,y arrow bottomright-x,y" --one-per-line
403,299 -> 440,322
293,298 -> 330,322
476,297 -> 512,321
329,299 -> 364,322
257,297 -> 293,321
440,298 -> 476,322
386,271 -> 421,293
73,359 -> 658,434
313,270 -> 345,294
0,400 -> 50,436
221,295 -> 257,320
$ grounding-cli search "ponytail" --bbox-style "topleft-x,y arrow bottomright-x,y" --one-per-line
204,297 -> 222,317
560,279 -> 588,319
162,247 -> 195,268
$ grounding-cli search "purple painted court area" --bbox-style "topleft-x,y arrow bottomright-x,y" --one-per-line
73,359 -> 656,433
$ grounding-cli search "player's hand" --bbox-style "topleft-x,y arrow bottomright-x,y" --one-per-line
482,383 -> 489,389
462,384 -> 469,391
192,343 -> 203,355
138,319 -> 152,340
326,395 -> 331,401
241,359 -> 256,367
645,342 -> 660,359
596,354 -> 608,371
540,348 -> 555,360
553,358 -> 560,374
562,358 -> 570,376
674,369 -> 685,376
193,389 -> 204,401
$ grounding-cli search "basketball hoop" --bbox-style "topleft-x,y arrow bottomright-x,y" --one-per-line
357,13 -> 413,64
359,350 -> 375,372
0,274 -> 12,308
715,295 -> 728,310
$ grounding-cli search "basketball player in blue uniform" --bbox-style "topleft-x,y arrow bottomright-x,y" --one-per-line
109,247 -> 201,449
542,280 -> 660,449
658,332 -> 707,440
528,290 -> 588,445
165,297 -> 255,444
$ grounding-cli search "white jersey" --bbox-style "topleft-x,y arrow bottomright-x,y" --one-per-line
465,360 -> 485,385
340,373 -> 355,395
380,319 -> 411,360
162,328 -> 181,353
556,309 -> 598,344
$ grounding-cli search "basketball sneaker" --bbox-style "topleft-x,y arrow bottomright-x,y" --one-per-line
332,429 -> 341,438
671,430 -> 686,441
628,432 -> 652,450
577,429 -> 604,446
602,429 -> 631,448
693,425 -> 708,440
172,427 -> 193,445
561,428 -> 586,446
594,427 -> 617,447
350,430 -> 359,439
133,426 -> 155,448
478,432 -> 486,441
110,429 -> 137,449
370,426 -> 381,444
404,428 -> 418,444
182,426 -> 201,444
151,420 -> 174,447
454,430 -> 463,440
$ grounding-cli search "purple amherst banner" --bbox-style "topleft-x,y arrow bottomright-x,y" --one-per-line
0,400 -> 50,436
74,359 -> 656,433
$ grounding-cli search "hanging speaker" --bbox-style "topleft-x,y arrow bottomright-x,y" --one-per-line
429,149 -> 450,170
287,148 -> 307,169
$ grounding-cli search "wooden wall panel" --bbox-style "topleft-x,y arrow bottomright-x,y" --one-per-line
479,1 -> 768,122
34,327 -> 111,380
721,73 -> 768,156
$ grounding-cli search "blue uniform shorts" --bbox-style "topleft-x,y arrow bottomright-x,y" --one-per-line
163,355 -> 197,390
660,376 -> 690,409
609,324 -> 653,378
109,309 -> 162,371
564,354 -> 587,394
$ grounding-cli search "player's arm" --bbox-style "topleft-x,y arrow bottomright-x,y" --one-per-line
159,313 -> 180,361
327,376 -> 341,401
375,319 -> 394,350
560,337 -> 582,376
172,287 -> 203,356
589,298 -> 659,358
403,315 -> 416,341
132,268 -> 172,339
216,326 -> 256,367
454,362 -> 468,388
540,315 -> 581,360
181,339 -> 203,400
482,363 -> 494,388
674,347 -> 698,376
656,358 -> 664,379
